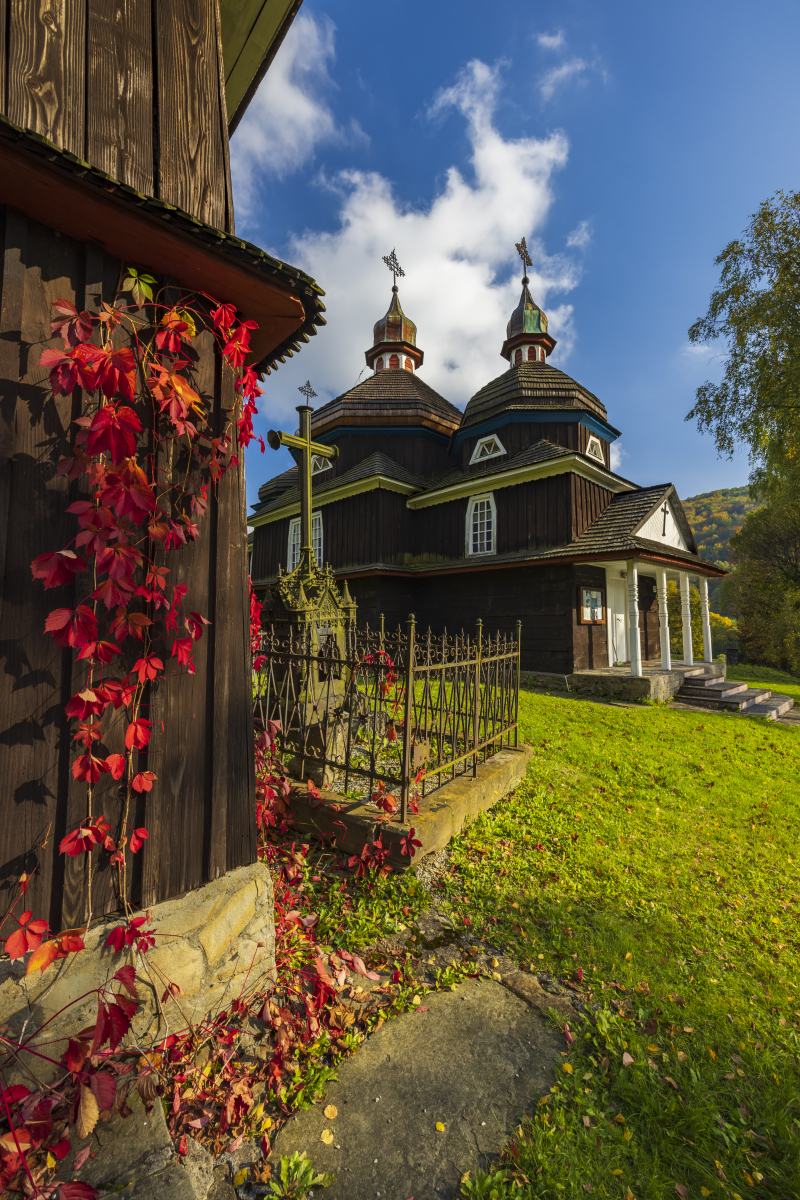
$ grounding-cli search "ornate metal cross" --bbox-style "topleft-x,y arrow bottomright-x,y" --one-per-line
515,236 -> 533,277
267,383 -> 339,574
661,502 -> 669,536
382,248 -> 405,288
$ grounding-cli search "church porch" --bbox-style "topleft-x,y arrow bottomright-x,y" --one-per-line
522,660 -> 725,703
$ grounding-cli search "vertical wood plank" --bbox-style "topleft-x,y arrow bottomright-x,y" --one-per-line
7,0 -> 86,156
86,0 -> 153,194
212,0 -> 234,235
156,0 -> 228,230
0,0 -> 7,111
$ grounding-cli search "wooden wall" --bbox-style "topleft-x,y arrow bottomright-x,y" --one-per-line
0,210 -> 255,930
458,420 -> 612,470
571,565 -> 609,671
0,0 -> 233,232
321,432 -> 452,482
570,475 -> 614,539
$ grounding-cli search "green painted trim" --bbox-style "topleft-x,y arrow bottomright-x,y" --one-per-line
221,0 -> 297,123
406,455 -> 634,510
247,474 -> 419,527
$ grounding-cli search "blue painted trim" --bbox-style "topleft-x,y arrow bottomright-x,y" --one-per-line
452,410 -> 620,452
313,425 -> 451,446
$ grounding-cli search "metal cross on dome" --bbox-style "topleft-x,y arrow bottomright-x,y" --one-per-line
515,236 -> 533,279
382,248 -> 405,288
297,379 -> 317,402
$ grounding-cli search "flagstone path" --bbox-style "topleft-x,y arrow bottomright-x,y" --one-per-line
271,976 -> 563,1200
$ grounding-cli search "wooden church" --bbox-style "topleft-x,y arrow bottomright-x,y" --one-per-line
249,252 -> 724,675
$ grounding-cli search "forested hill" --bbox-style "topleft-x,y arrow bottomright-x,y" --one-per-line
681,486 -> 761,567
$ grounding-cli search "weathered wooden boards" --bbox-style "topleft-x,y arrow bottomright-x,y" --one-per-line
0,213 -> 256,930
0,0 -> 233,232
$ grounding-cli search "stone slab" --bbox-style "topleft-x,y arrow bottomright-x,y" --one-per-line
522,662 -> 725,702
286,746 -> 533,862
270,977 -> 562,1200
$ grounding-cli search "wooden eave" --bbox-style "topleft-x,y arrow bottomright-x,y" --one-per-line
0,115 -> 326,373
408,454 -> 634,509
248,472 -> 420,527
222,0 -> 303,135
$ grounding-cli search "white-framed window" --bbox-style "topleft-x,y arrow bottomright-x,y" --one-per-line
287,512 -> 323,571
469,434 -> 507,466
311,454 -> 332,476
466,493 -> 496,556
585,435 -> 605,463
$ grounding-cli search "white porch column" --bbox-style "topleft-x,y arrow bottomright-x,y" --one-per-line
680,573 -> 694,665
699,576 -> 713,663
657,566 -> 671,670
626,559 -> 642,677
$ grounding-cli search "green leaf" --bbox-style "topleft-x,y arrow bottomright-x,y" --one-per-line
122,268 -> 156,309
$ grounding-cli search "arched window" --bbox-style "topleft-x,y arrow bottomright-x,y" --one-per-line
540,347 -> 546,361
514,348 -> 522,365
466,493 -> 496,556
404,357 -> 413,371
287,512 -> 323,571
527,346 -> 536,361
389,353 -> 400,369
375,358 -> 384,372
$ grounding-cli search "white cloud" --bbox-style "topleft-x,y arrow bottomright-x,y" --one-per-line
230,12 -> 366,218
610,441 -> 627,473
538,58 -> 592,102
248,59 -> 581,433
566,219 -> 592,250
681,342 -> 718,362
537,30 -> 566,51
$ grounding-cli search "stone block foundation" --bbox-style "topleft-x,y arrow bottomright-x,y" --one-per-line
0,862 -> 275,1078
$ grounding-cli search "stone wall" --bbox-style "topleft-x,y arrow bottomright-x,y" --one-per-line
0,862 -> 275,1081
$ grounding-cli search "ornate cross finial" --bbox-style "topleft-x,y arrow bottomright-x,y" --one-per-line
382,248 -> 405,289
297,380 -> 317,403
515,236 -> 533,282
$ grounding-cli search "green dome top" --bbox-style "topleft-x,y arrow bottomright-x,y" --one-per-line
506,280 -> 548,340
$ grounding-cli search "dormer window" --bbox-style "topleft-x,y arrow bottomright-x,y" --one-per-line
469,435 -> 507,466
311,454 -> 332,476
585,435 -> 605,464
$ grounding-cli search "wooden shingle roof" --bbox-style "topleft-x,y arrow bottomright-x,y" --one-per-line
253,452 -> 425,518
460,360 -> 615,431
310,370 -> 462,439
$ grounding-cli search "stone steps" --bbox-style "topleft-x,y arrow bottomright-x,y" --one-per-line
741,694 -> 796,720
675,677 -> 796,719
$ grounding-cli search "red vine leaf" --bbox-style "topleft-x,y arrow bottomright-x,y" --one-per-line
31,549 -> 87,589
50,298 -> 93,347
125,719 -> 152,751
132,654 -> 163,683
86,404 -> 142,463
72,753 -> 110,784
60,1182 -> 99,1200
44,605 -> 98,649
113,964 -> 138,997
129,827 -> 148,852
132,772 -> 157,794
4,911 -> 49,959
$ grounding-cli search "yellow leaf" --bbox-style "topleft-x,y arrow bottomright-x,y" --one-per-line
76,1084 -> 99,1140
683,1027 -> 694,1034
647,1044 -> 659,1052
46,1153 -> 56,1170
624,1129 -> 632,1141
625,952 -> 632,961
411,995 -> 421,1006
743,1174 -> 754,1186
321,1129 -> 334,1145
261,1117 -> 272,1132
233,1170 -> 248,1187
562,1063 -> 573,1075
491,957 -> 499,968
615,1114 -> 625,1124
708,1047 -> 716,1061
612,1168 -> 623,1176
436,1122 -> 445,1132
701,1190 -> 711,1197
324,1105 -> 338,1120
251,1102 -> 264,1121
461,1172 -> 471,1184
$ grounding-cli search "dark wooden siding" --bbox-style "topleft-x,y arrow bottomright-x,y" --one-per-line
570,475 -> 614,539
459,421 -> 611,470
1,0 -> 233,232
571,565 -> 609,671
0,210 -> 254,930
495,476 -> 572,554
323,432 -> 453,483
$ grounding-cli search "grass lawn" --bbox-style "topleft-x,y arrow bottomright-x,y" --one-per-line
727,663 -> 800,705
308,685 -> 800,1198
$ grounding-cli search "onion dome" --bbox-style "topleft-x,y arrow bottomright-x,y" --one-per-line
365,287 -> 424,374
500,275 -> 557,365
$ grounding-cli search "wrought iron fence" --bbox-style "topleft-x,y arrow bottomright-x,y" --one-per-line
253,615 -> 521,823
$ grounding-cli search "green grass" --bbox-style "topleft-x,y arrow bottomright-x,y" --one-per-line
728,663 -> 800,704
303,685 -> 800,1197
439,689 -> 800,1197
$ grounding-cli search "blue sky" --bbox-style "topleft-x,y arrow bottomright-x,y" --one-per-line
231,0 -> 800,510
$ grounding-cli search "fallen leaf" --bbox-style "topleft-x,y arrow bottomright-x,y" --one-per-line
233,1170 -> 248,1188
612,1169 -> 623,1176
624,1129 -> 632,1142
583,1116 -> 591,1127
76,1084 -> 99,1139
324,1105 -> 338,1120
321,1129 -> 334,1144
675,1186 -> 688,1200
662,1076 -> 678,1090
625,952 -> 632,961
701,1191 -> 711,1198
562,1063 -> 573,1075
622,1052 -> 634,1067
435,1121 -> 445,1132
683,1026 -> 694,1034
415,1006 -> 430,1013
647,1044 -> 659,1052
411,995 -> 421,1005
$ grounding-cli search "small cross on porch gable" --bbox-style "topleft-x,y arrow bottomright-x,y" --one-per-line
661,501 -> 670,537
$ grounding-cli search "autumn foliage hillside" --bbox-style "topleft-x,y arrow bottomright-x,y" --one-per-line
682,485 -> 760,567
